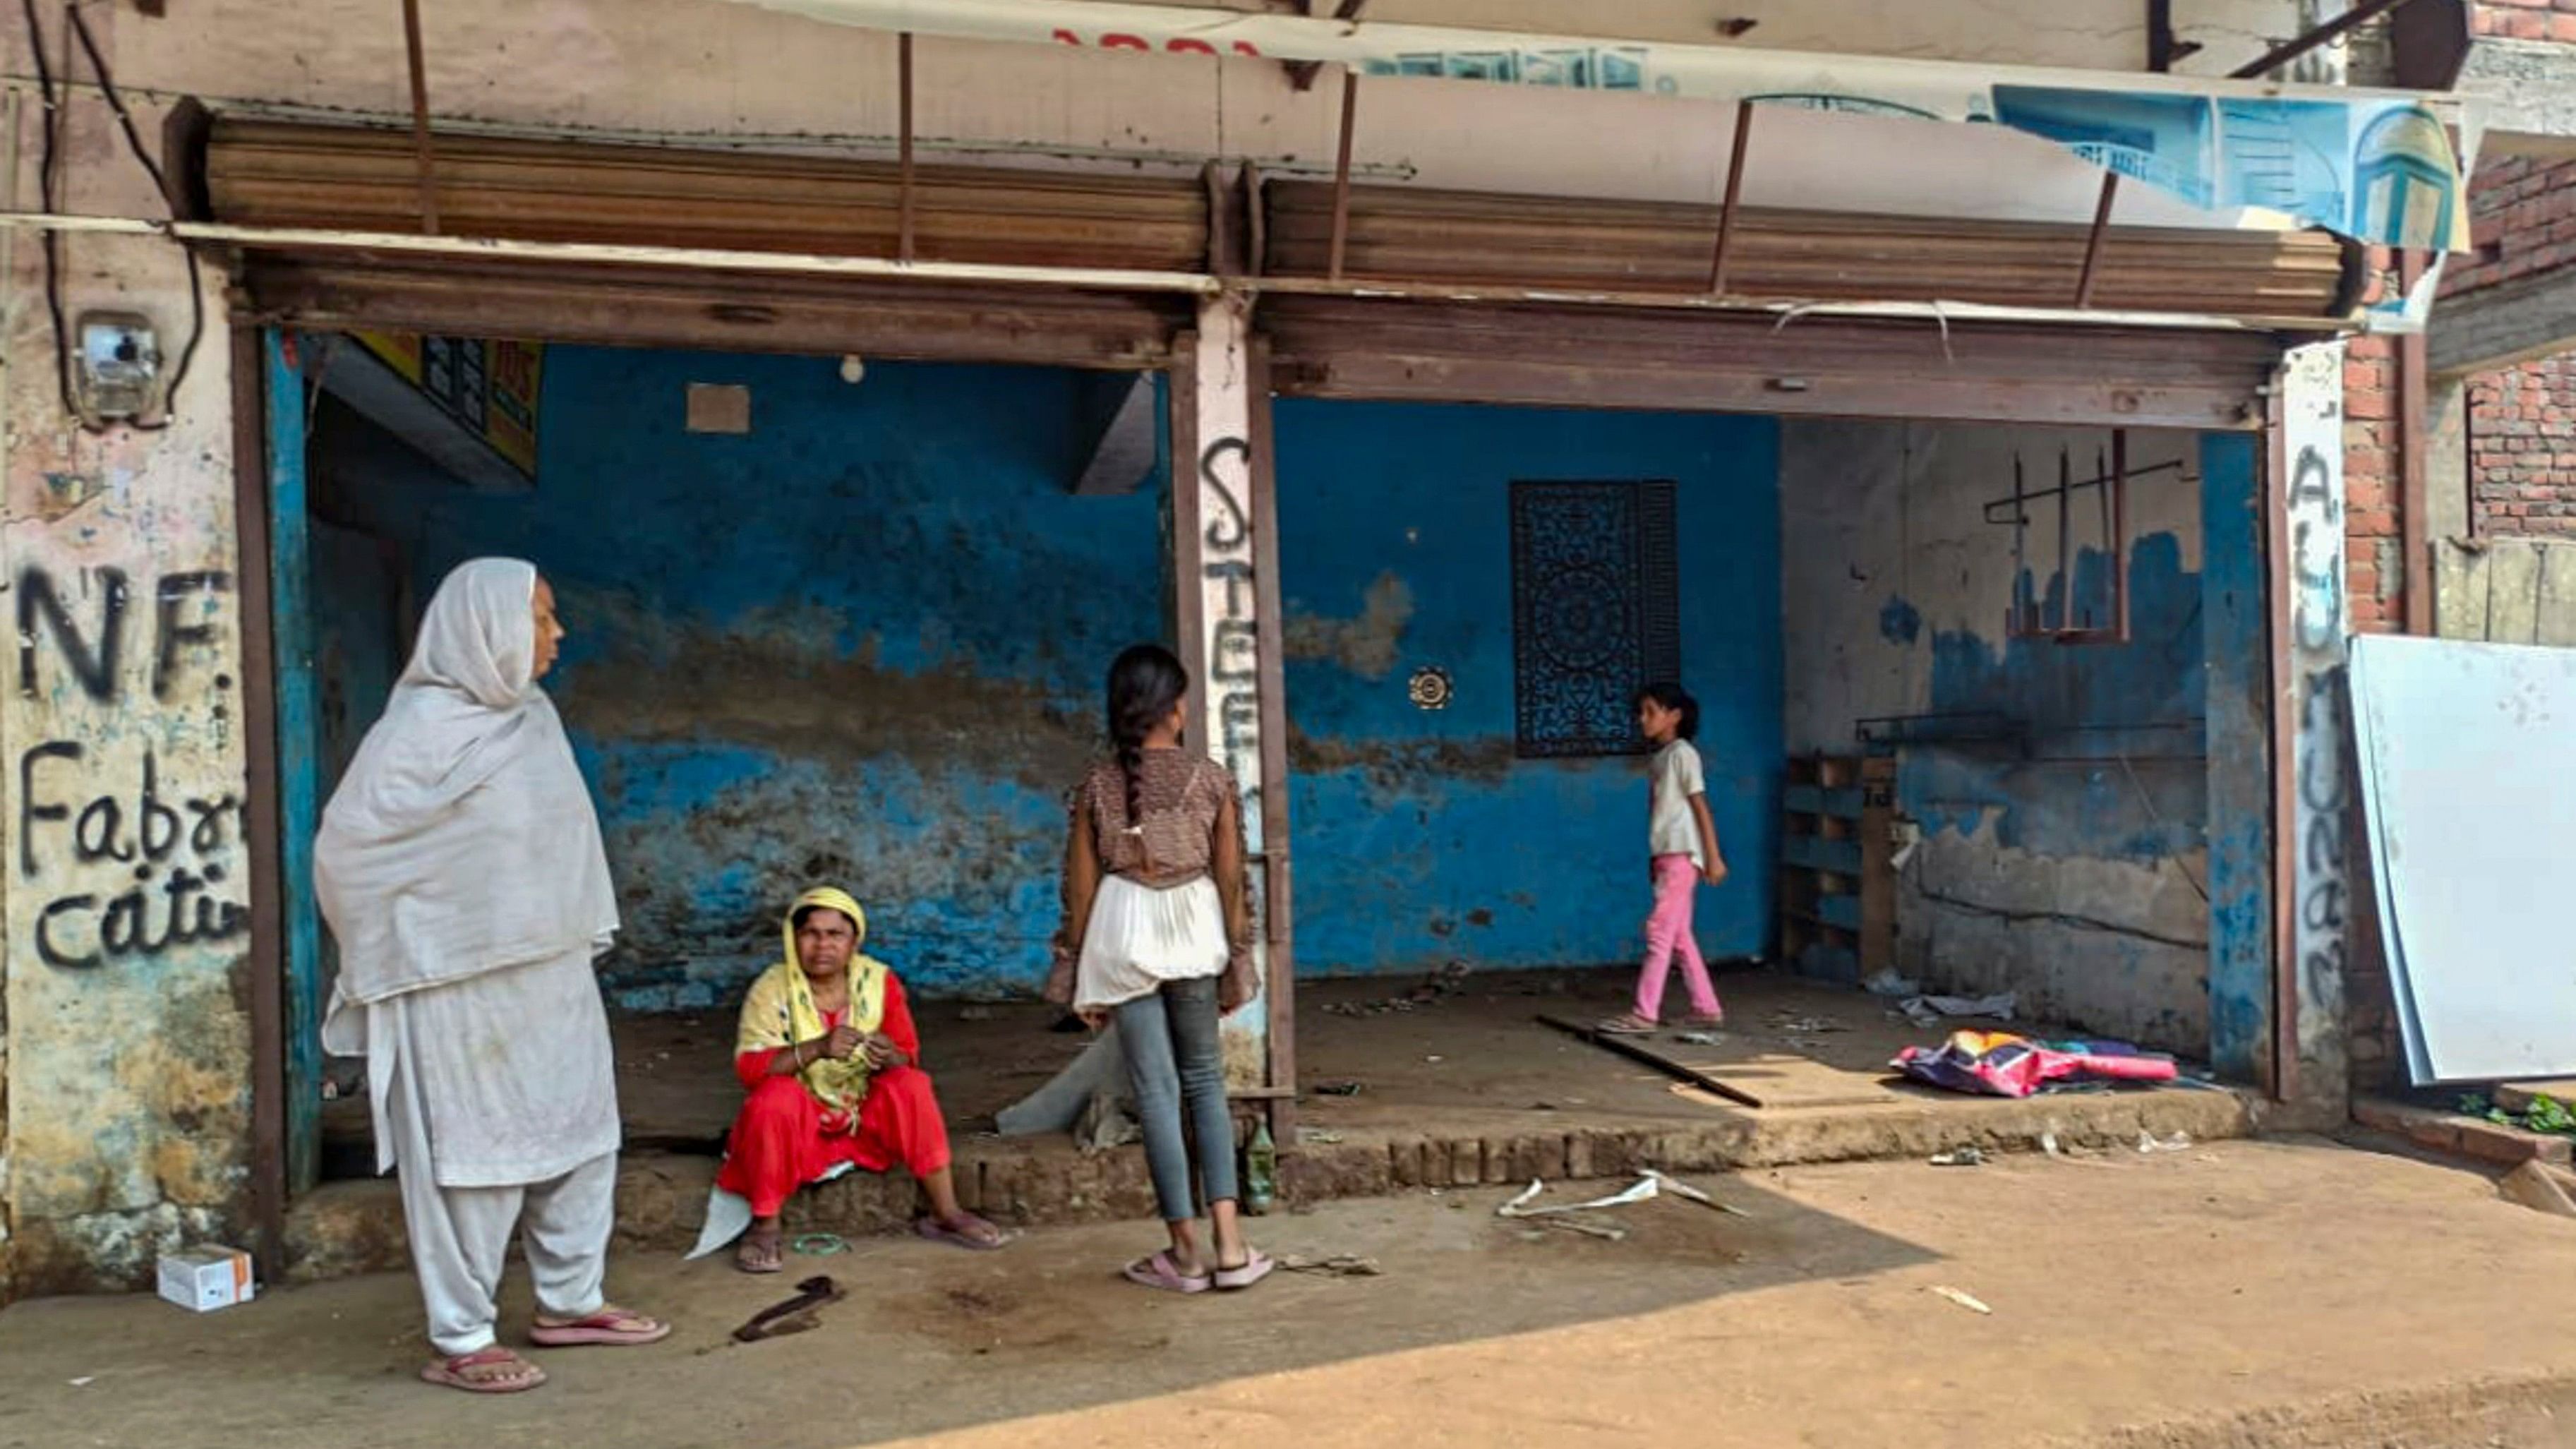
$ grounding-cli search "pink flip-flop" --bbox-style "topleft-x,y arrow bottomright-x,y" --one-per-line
527,1306 -> 670,1348
1212,1251 -> 1275,1291
1122,1250 -> 1211,1294
419,1347 -> 548,1393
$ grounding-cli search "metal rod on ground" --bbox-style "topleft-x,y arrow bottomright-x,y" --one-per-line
1327,68 -> 1358,279
2075,171 -> 2118,308
1709,100 -> 1754,294
1534,1015 -> 1765,1108
399,0 -> 440,234
898,32 -> 916,263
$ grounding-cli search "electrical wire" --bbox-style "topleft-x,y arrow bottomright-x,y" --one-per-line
22,0 -> 81,426
66,0 -> 203,429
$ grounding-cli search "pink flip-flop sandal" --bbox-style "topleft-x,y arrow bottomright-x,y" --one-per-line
527,1306 -> 670,1348
1121,1250 -> 1211,1294
1212,1251 -> 1275,1291
916,1214 -> 1015,1252
420,1347 -> 548,1393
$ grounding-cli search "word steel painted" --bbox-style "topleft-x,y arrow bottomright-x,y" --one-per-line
2282,343 -> 2349,1097
1186,296 -> 1270,1081
15,565 -> 248,968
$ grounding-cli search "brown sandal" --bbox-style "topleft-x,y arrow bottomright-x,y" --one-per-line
735,1223 -> 784,1275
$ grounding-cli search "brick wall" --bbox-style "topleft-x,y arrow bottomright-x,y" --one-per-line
2472,0 -> 2576,44
2344,331 -> 2405,632
2469,353 -> 2576,534
2445,157 -> 2576,299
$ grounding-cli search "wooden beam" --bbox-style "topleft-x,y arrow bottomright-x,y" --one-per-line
1534,1016 -> 1765,1108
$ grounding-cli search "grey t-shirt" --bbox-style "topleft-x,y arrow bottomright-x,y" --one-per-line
1648,739 -> 1707,865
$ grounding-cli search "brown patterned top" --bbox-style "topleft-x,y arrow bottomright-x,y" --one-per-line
1045,749 -> 1255,1009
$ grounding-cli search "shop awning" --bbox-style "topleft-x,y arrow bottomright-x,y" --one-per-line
720,0 -> 2479,255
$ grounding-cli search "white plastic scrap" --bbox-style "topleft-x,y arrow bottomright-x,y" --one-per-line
2136,1130 -> 2193,1154
1498,1171 -> 1750,1224
1930,1285 -> 1993,1315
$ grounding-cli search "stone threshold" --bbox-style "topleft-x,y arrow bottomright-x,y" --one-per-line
287,1085 -> 2253,1284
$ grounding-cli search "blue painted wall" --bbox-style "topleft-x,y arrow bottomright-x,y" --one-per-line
313,347 -> 1169,1008
1272,400 -> 1781,977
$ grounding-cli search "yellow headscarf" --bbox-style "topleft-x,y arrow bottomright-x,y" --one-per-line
735,886 -> 891,1117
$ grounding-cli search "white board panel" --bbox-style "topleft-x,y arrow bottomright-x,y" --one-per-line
2351,633 -> 2576,1083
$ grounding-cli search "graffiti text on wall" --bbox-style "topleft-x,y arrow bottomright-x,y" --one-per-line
2282,344 -> 2349,1083
1199,434 -> 1262,802
15,565 -> 248,968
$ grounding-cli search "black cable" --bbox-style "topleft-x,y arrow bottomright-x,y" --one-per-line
66,1 -> 203,430
23,0 -> 83,428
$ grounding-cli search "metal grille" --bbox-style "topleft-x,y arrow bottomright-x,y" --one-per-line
1509,480 -> 1681,759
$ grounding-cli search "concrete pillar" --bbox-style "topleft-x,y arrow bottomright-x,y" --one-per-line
2280,341 -> 2353,1120
1166,293 -> 1280,1095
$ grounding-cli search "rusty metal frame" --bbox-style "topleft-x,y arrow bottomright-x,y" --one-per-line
1246,333 -> 1296,1142
2264,375 -> 2299,1105
399,0 -> 440,234
898,32 -> 917,263
1707,100 -> 1753,296
2075,172 -> 2119,309
1326,70 -> 1358,281
2397,249 -> 2431,635
2231,0 -> 2418,77
229,324 -> 291,1273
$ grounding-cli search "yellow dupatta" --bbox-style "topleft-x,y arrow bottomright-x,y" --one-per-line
734,886 -> 890,1119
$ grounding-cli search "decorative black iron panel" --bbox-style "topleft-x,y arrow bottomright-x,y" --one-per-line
1510,480 -> 1681,759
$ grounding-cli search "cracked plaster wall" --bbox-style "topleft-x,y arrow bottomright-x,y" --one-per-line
1781,420 -> 2220,1052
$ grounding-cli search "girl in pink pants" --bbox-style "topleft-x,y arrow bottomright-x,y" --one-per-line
1600,683 -> 1728,1035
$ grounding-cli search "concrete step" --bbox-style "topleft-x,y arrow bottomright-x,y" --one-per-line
284,1084 -> 2252,1283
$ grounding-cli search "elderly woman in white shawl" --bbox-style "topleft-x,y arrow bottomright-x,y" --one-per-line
318,558 -> 668,1394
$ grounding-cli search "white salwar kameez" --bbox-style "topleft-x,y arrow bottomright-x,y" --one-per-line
315,558 -> 627,1360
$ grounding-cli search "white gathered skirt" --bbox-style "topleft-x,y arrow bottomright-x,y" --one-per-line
1075,874 -> 1229,1013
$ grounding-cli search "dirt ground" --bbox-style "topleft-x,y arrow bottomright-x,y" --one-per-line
332,967 -> 2163,1160
11,1136 -> 2575,1449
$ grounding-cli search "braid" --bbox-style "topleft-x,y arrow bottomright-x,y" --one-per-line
1117,738 -> 1145,829
1102,642 -> 1190,850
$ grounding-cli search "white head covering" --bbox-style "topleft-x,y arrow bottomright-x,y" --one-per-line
315,558 -> 618,1006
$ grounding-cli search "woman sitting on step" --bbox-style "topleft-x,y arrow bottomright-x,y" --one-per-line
718,886 -> 1009,1272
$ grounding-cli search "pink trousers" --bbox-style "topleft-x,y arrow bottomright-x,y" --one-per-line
1635,853 -> 1722,1021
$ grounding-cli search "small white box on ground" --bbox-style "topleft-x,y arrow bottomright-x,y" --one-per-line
157,1246 -> 255,1313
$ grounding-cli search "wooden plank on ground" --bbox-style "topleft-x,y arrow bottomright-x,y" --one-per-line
1534,1014 -> 1766,1107
2537,543 -> 2576,648
2433,536 -> 2491,642
2488,539 -> 2544,645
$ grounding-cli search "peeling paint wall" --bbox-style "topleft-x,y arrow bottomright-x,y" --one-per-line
1781,422 -> 2215,1052
310,347 -> 1168,1008
1275,401 -> 1781,977
1,280 -> 254,1294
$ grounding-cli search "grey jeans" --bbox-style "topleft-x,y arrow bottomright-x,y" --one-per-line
1114,975 -> 1237,1222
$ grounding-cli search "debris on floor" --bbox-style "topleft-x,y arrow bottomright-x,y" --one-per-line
1323,961 -> 1474,1016
1891,1030 -> 2179,1099
1930,1147 -> 1986,1167
732,1275 -> 848,1344
1497,1170 -> 1748,1231
956,1004 -> 995,1022
1769,1014 -> 1848,1036
1298,1127 -> 1347,1146
1313,1080 -> 1365,1097
1076,1088 -> 1141,1155
1675,1030 -> 1726,1046
1901,990 -> 2019,1030
1539,1215 -> 1630,1241
1929,1285 -> 1993,1315
2136,1131 -> 2193,1154
1281,1253 -> 1385,1277
2500,1161 -> 2576,1219
1864,969 -> 1923,998
789,1232 -> 850,1256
